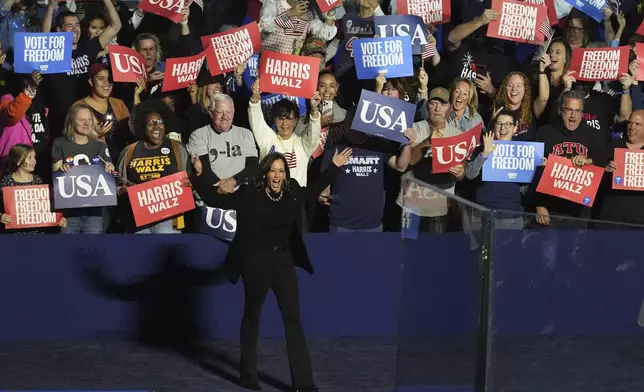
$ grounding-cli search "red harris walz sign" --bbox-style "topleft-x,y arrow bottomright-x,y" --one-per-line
162,51 -> 206,92
128,171 -> 196,227
108,45 -> 147,83
431,124 -> 482,173
138,0 -> 188,23
398,0 -> 451,24
259,51 -> 320,98
201,22 -> 261,76
536,154 -> 603,206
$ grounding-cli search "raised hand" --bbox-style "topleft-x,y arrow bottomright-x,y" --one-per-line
332,148 -> 353,167
482,132 -> 496,158
191,153 -> 203,176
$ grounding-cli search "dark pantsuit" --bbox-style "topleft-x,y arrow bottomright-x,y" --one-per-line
240,249 -> 313,388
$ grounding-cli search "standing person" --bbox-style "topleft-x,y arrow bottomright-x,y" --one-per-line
0,144 -> 67,234
190,148 -> 353,392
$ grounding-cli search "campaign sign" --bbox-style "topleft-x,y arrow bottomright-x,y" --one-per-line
563,0 -> 605,22
353,36 -> 414,80
260,93 -> 307,122
14,32 -> 73,74
536,154 -> 603,206
568,46 -> 629,82
431,124 -> 482,173
259,51 -> 320,98
316,0 -> 342,13
2,185 -> 62,229
138,0 -> 187,23
200,206 -> 237,241
201,22 -> 261,76
482,141 -> 544,183
109,45 -> 148,83
612,148 -> 644,191
128,171 -> 195,227
522,0 -> 558,26
162,51 -> 206,92
242,53 -> 260,92
397,0 -> 451,24
53,165 -> 117,209
350,90 -> 415,144
636,43 -> 644,82
638,19 -> 644,36
487,0 -> 547,45
374,15 -> 428,55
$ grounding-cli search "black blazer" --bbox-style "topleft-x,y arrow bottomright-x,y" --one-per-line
190,164 -> 342,284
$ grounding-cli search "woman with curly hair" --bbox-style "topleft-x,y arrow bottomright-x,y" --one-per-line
493,72 -> 535,140
115,99 -> 192,234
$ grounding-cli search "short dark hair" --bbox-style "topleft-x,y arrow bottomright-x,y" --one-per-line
256,152 -> 292,191
271,99 -> 299,122
132,100 -> 177,141
319,70 -> 335,80
493,109 -> 519,125
55,11 -> 79,29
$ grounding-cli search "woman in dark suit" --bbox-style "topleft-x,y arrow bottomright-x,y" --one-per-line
190,148 -> 352,392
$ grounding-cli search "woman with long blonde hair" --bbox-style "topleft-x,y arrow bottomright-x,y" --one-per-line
447,78 -> 484,132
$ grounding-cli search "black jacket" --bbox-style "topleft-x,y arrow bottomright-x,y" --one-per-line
190,163 -> 342,284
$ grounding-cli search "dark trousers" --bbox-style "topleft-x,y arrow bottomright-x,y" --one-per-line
240,249 -> 313,388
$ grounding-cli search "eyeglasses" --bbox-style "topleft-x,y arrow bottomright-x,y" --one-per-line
494,122 -> 515,129
566,26 -> 583,33
147,119 -> 164,127
561,107 -> 583,116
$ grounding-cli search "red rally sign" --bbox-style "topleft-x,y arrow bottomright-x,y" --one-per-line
108,45 -> 148,83
522,0 -> 557,26
612,148 -> 644,191
536,154 -> 603,207
201,22 -> 261,76
397,0 -> 451,24
431,123 -> 482,173
316,0 -> 342,14
162,51 -> 206,92
487,0 -> 547,44
568,46 -> 629,82
2,185 -> 62,229
259,51 -> 320,98
128,171 -> 196,227
138,0 -> 188,23
635,43 -> 644,82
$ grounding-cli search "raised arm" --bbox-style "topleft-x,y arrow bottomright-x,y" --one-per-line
248,79 -> 277,152
446,9 -> 498,52
98,0 -> 122,48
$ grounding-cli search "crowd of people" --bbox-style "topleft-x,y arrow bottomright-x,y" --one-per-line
0,0 -> 642,237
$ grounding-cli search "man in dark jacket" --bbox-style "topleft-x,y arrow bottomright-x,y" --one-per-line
531,90 -> 608,228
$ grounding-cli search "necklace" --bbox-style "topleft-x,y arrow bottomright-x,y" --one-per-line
265,188 -> 283,202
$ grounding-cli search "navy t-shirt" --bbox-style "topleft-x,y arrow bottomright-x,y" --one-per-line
322,138 -> 395,230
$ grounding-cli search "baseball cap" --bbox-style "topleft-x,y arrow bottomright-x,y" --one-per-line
428,87 -> 449,103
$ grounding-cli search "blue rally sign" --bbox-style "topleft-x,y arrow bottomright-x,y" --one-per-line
353,36 -> 414,80
350,89 -> 416,145
13,32 -> 73,74
200,206 -> 237,242
260,93 -> 307,122
374,15 -> 428,55
52,165 -> 118,209
563,0 -> 605,22
482,141 -> 544,183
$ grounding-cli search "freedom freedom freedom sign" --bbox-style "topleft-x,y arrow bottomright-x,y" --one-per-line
13,32 -> 73,74
2,185 -> 63,229
568,46 -> 629,82
482,141 -> 544,183
128,171 -> 195,227
487,0 -> 547,45
200,206 -> 237,242
201,22 -> 261,76
612,148 -> 644,191
353,36 -> 414,80
52,165 -> 118,209
397,0 -> 451,24
536,154 -> 603,207
350,90 -> 416,145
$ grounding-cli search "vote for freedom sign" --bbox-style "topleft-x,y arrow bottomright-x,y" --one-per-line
397,0 -> 451,24
162,51 -> 206,92
2,185 -> 63,229
201,22 -> 261,76
431,124 -> 482,173
353,36 -> 414,80
109,45 -> 148,83
138,0 -> 188,23
52,165 -> 118,209
259,51 -> 320,98
568,46 -> 629,82
536,154 -> 603,206
128,171 -> 195,227
612,148 -> 644,191
487,0 -> 547,45
350,89 -> 416,145
13,32 -> 73,74
482,141 -> 544,183
374,15 -> 429,55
